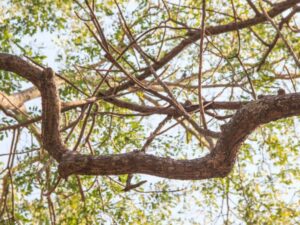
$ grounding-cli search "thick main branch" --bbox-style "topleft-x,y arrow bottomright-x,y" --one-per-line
1,55 -> 300,180
1,0 -> 300,180
58,93 -> 300,179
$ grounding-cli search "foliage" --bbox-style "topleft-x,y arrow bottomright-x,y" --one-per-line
1,0 -> 300,224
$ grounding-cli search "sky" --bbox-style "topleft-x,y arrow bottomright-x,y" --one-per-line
1,1 -> 300,223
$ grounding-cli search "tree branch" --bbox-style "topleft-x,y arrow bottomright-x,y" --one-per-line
57,92 -> 300,179
1,0 -> 300,181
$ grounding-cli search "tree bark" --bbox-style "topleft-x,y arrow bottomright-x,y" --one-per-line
1,53 -> 300,180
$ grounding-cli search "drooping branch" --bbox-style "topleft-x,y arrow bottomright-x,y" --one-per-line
40,68 -> 67,161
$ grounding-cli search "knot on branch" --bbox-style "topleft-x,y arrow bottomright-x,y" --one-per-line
58,151 -> 89,179
43,67 -> 55,80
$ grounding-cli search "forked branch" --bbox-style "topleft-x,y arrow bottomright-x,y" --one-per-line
1,53 -> 300,180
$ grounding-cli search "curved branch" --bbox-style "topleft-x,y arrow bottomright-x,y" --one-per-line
58,93 -> 300,179
2,53 -> 299,180
0,53 -> 42,87
40,68 -> 67,161
2,12 -> 300,180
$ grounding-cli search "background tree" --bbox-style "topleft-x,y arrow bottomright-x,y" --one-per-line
1,0 -> 300,224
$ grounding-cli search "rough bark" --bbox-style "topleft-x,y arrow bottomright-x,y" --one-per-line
40,68 -> 68,161
1,0 -> 300,180
58,93 -> 300,179
0,53 -> 42,87
1,53 -> 300,180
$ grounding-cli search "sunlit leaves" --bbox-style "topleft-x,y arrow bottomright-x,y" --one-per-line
1,0 -> 300,224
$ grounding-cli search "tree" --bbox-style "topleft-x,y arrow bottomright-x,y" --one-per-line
1,0 -> 300,224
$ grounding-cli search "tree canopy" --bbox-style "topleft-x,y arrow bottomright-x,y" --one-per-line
1,0 -> 300,224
